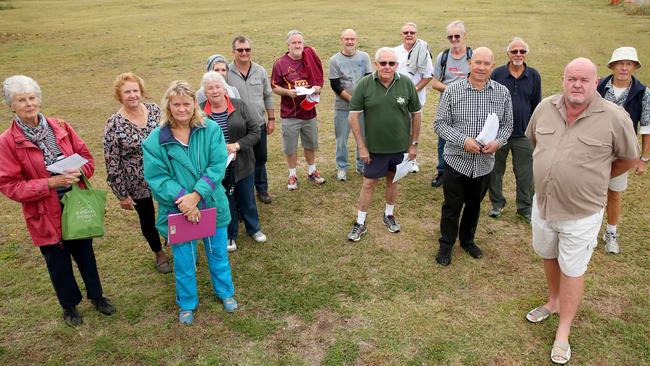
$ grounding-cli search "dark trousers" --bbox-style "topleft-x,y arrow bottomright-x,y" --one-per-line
133,196 -> 163,252
39,239 -> 103,309
227,173 -> 261,241
488,137 -> 534,217
439,166 -> 490,249
253,124 -> 269,193
436,137 -> 447,174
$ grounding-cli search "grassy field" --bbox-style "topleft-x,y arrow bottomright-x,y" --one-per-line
1,0 -> 649,365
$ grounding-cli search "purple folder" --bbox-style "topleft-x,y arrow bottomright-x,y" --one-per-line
167,208 -> 217,244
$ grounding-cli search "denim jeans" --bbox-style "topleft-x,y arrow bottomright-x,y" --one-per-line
334,109 -> 364,171
227,173 -> 261,241
253,124 -> 268,193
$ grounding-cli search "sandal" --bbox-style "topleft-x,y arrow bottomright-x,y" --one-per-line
526,306 -> 553,323
156,259 -> 172,274
550,340 -> 571,364
179,310 -> 193,325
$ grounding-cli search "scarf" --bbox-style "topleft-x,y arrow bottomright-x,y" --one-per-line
16,113 -> 63,166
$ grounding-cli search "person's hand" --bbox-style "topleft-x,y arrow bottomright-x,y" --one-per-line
175,192 -> 201,215
481,141 -> 500,154
313,86 -> 322,95
635,159 -> 647,175
226,143 -> 238,155
267,119 -> 275,135
185,207 -> 202,224
463,138 -> 482,154
287,89 -> 298,98
47,169 -> 81,189
119,196 -> 136,210
407,144 -> 418,161
358,145 -> 370,165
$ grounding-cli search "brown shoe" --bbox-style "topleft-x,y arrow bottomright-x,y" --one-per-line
257,191 -> 272,204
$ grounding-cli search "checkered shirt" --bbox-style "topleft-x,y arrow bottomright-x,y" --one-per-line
434,78 -> 513,178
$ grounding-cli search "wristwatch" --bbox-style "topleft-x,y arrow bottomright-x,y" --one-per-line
411,141 -> 419,146
640,156 -> 649,163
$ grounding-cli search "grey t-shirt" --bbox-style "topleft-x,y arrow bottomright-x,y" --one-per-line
328,50 -> 373,110
433,50 -> 470,85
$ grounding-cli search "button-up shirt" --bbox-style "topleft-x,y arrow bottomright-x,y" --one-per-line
525,94 -> 639,220
434,78 -> 513,178
491,62 -> 542,138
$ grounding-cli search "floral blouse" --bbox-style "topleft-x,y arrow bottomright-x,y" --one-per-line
103,103 -> 161,200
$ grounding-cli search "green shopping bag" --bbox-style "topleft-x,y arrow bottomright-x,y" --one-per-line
60,174 -> 107,240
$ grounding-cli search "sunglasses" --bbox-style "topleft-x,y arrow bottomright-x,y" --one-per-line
235,48 -> 252,53
447,34 -> 462,40
378,61 -> 397,67
509,49 -> 527,55
402,31 -> 416,35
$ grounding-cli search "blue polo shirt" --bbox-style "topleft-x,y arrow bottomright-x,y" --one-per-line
491,62 -> 541,138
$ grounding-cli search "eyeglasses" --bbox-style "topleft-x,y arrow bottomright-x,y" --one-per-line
402,31 -> 416,35
235,48 -> 252,53
378,61 -> 397,67
509,49 -> 527,55
447,34 -> 462,41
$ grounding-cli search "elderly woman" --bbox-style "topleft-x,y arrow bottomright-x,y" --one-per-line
199,71 -> 266,252
597,47 -> 650,254
142,80 -> 237,324
103,73 -> 170,273
197,54 -> 240,104
0,75 -> 115,327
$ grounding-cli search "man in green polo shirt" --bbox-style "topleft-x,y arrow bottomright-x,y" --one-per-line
347,47 -> 422,242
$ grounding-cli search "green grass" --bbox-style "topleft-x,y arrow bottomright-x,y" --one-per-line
1,0 -> 650,365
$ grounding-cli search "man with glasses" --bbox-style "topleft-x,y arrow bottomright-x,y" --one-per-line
487,37 -> 541,224
271,30 -> 326,190
431,20 -> 473,188
434,47 -> 513,266
393,22 -> 433,173
329,29 -> 373,181
228,35 -> 276,204
347,47 -> 421,241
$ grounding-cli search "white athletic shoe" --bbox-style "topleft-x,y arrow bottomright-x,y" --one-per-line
603,231 -> 620,254
336,169 -> 347,181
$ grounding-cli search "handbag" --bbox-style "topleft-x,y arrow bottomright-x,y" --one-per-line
60,173 -> 107,240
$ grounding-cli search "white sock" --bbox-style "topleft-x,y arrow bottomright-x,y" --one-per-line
607,224 -> 617,234
357,211 -> 367,225
289,168 -> 297,177
308,164 -> 317,174
385,204 -> 395,216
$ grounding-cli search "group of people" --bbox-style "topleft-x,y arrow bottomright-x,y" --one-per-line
1,21 -> 647,364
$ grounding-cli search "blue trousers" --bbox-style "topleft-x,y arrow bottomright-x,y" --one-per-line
227,173 -> 261,240
334,109 -> 365,171
171,226 -> 234,311
254,124 -> 269,193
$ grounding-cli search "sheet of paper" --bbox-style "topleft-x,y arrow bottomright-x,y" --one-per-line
295,86 -> 316,96
46,154 -> 88,174
392,153 -> 414,183
227,153 -> 236,167
475,113 -> 499,145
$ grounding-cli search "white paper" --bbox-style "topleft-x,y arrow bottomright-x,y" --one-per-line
475,113 -> 499,145
392,153 -> 414,183
227,153 -> 236,167
46,154 -> 88,174
295,86 -> 315,96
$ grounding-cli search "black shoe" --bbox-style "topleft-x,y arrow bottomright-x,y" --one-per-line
431,173 -> 444,188
462,243 -> 483,259
91,297 -> 116,315
63,306 -> 83,327
436,246 -> 452,266
257,191 -> 272,204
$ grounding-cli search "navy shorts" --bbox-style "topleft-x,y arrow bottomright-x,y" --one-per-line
364,152 -> 405,179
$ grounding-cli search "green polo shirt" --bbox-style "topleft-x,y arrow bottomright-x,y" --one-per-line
349,71 -> 421,153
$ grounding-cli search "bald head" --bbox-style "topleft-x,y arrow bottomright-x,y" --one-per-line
468,47 -> 495,88
563,57 -> 598,107
473,47 -> 494,63
564,57 -> 597,79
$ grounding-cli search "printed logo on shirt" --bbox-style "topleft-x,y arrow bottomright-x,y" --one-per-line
294,79 -> 310,88
396,96 -> 406,105
448,67 -> 466,78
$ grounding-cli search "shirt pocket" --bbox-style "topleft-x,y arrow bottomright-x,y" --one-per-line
576,136 -> 612,163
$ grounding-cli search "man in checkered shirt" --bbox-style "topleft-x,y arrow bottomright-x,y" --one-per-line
433,47 -> 514,266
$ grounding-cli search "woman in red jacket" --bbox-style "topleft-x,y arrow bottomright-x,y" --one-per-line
0,75 -> 115,327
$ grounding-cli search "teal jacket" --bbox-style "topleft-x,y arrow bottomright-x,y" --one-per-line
142,118 -> 231,238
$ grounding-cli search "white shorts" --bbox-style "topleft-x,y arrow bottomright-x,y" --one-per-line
531,197 -> 604,277
608,172 -> 628,192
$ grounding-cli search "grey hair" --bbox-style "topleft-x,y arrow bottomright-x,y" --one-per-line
3,75 -> 42,105
286,29 -> 304,44
507,37 -> 529,53
200,71 -> 237,99
402,22 -> 417,31
340,28 -> 357,38
374,47 -> 397,62
446,20 -> 466,34
231,35 -> 252,49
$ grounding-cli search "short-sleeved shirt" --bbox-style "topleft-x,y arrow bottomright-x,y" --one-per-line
328,50 -> 373,110
433,50 -> 470,85
525,93 -> 640,221
271,54 -> 316,120
349,71 -> 421,153
491,63 -> 542,138
394,44 -> 434,105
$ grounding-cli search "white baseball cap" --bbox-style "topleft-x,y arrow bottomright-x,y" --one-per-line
608,47 -> 642,69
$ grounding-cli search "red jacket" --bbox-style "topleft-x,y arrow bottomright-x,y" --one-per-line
0,117 -> 94,246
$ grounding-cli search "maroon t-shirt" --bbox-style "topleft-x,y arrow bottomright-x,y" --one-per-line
271,54 -> 317,120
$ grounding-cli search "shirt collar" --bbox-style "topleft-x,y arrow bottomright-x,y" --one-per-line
372,71 -> 401,81
462,77 -> 496,91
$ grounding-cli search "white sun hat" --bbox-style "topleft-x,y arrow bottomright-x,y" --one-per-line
608,47 -> 642,69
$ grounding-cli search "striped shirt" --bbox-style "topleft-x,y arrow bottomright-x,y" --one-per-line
210,111 -> 230,143
434,78 -> 513,178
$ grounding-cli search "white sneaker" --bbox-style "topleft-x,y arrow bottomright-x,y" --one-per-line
287,175 -> 298,190
252,231 -> 267,243
411,160 -> 419,173
336,169 -> 347,181
227,239 -> 237,252
603,231 -> 620,254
